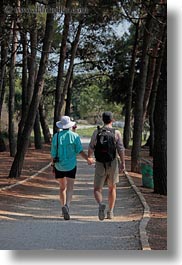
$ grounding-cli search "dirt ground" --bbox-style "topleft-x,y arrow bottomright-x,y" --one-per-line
0,144 -> 167,250
125,148 -> 167,250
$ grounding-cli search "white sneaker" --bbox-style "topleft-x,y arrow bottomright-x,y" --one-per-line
107,210 -> 114,219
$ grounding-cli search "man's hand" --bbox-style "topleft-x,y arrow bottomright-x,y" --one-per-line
119,161 -> 126,173
87,157 -> 95,165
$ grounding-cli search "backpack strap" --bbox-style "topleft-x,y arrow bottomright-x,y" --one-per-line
56,132 -> 59,158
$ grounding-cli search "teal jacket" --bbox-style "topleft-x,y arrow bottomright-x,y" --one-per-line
51,130 -> 83,171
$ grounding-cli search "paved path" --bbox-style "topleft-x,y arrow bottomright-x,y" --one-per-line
0,142 -> 143,250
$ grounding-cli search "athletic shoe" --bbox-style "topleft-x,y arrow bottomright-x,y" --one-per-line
107,210 -> 114,219
98,204 -> 106,221
62,205 -> 70,220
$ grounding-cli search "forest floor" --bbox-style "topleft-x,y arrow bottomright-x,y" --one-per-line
0,143 -> 167,250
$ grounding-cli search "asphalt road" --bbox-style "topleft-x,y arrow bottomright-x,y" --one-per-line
0,142 -> 143,250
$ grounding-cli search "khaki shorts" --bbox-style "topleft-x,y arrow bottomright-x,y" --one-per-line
94,158 -> 119,188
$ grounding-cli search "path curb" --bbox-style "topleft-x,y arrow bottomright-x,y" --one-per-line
0,163 -> 51,192
124,171 -> 151,250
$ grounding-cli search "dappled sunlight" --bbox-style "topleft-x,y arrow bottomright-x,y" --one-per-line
21,181 -> 58,190
0,215 -> 16,221
0,209 -> 61,221
0,209 -> 32,217
0,149 -> 143,251
151,213 -> 167,219
0,190 -> 58,200
128,171 -> 141,179
0,209 -> 33,221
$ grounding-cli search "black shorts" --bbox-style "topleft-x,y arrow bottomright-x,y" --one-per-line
55,166 -> 77,179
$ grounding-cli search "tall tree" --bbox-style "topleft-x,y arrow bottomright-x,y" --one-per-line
65,69 -> 73,116
153,39 -> 167,195
147,25 -> 167,156
8,7 -> 54,178
0,41 -> 8,152
17,13 -> 38,146
59,18 -> 84,115
39,100 -> 52,144
8,16 -> 19,157
131,1 -> 156,172
123,20 -> 140,148
34,111 -> 42,149
53,0 -> 72,133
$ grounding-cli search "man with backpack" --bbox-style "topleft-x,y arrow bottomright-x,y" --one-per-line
88,111 -> 125,220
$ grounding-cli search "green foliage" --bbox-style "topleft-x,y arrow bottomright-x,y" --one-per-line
79,84 -> 103,118
72,73 -> 123,121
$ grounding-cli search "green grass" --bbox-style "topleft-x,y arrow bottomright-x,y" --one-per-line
76,127 -> 96,137
76,126 -> 124,137
76,126 -> 148,148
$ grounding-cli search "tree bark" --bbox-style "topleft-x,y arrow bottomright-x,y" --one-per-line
0,41 -> 8,119
123,20 -> 139,149
142,42 -> 159,122
131,4 -> 155,172
65,70 -> 73,116
34,111 -> 42,149
53,0 -> 72,133
17,15 -> 37,145
20,31 -> 28,118
8,20 -> 17,157
148,26 -> 167,156
0,39 -> 8,152
153,40 -> 167,195
0,73 -> 6,152
59,19 -> 84,115
0,1 -> 11,117
8,11 -> 54,178
39,100 -> 52,144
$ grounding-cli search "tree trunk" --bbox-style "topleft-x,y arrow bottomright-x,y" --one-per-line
65,70 -> 73,116
0,41 -> 8,118
8,20 -> 17,157
39,100 -> 52,144
148,26 -> 167,156
8,11 -> 54,178
0,133 -> 6,152
0,2 -> 11,118
123,20 -> 139,148
131,5 -> 155,172
60,19 -> 83,115
20,31 -> 28,117
153,40 -> 167,195
0,77 -> 6,152
53,0 -> 72,133
17,15 -> 37,145
142,42 -> 159,122
34,111 -> 42,149
0,41 -> 7,152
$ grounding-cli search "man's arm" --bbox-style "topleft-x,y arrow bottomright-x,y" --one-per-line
118,151 -> 126,172
88,129 -> 97,159
115,130 -> 126,172
88,146 -> 94,159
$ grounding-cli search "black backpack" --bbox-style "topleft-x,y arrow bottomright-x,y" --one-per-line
94,127 -> 116,163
